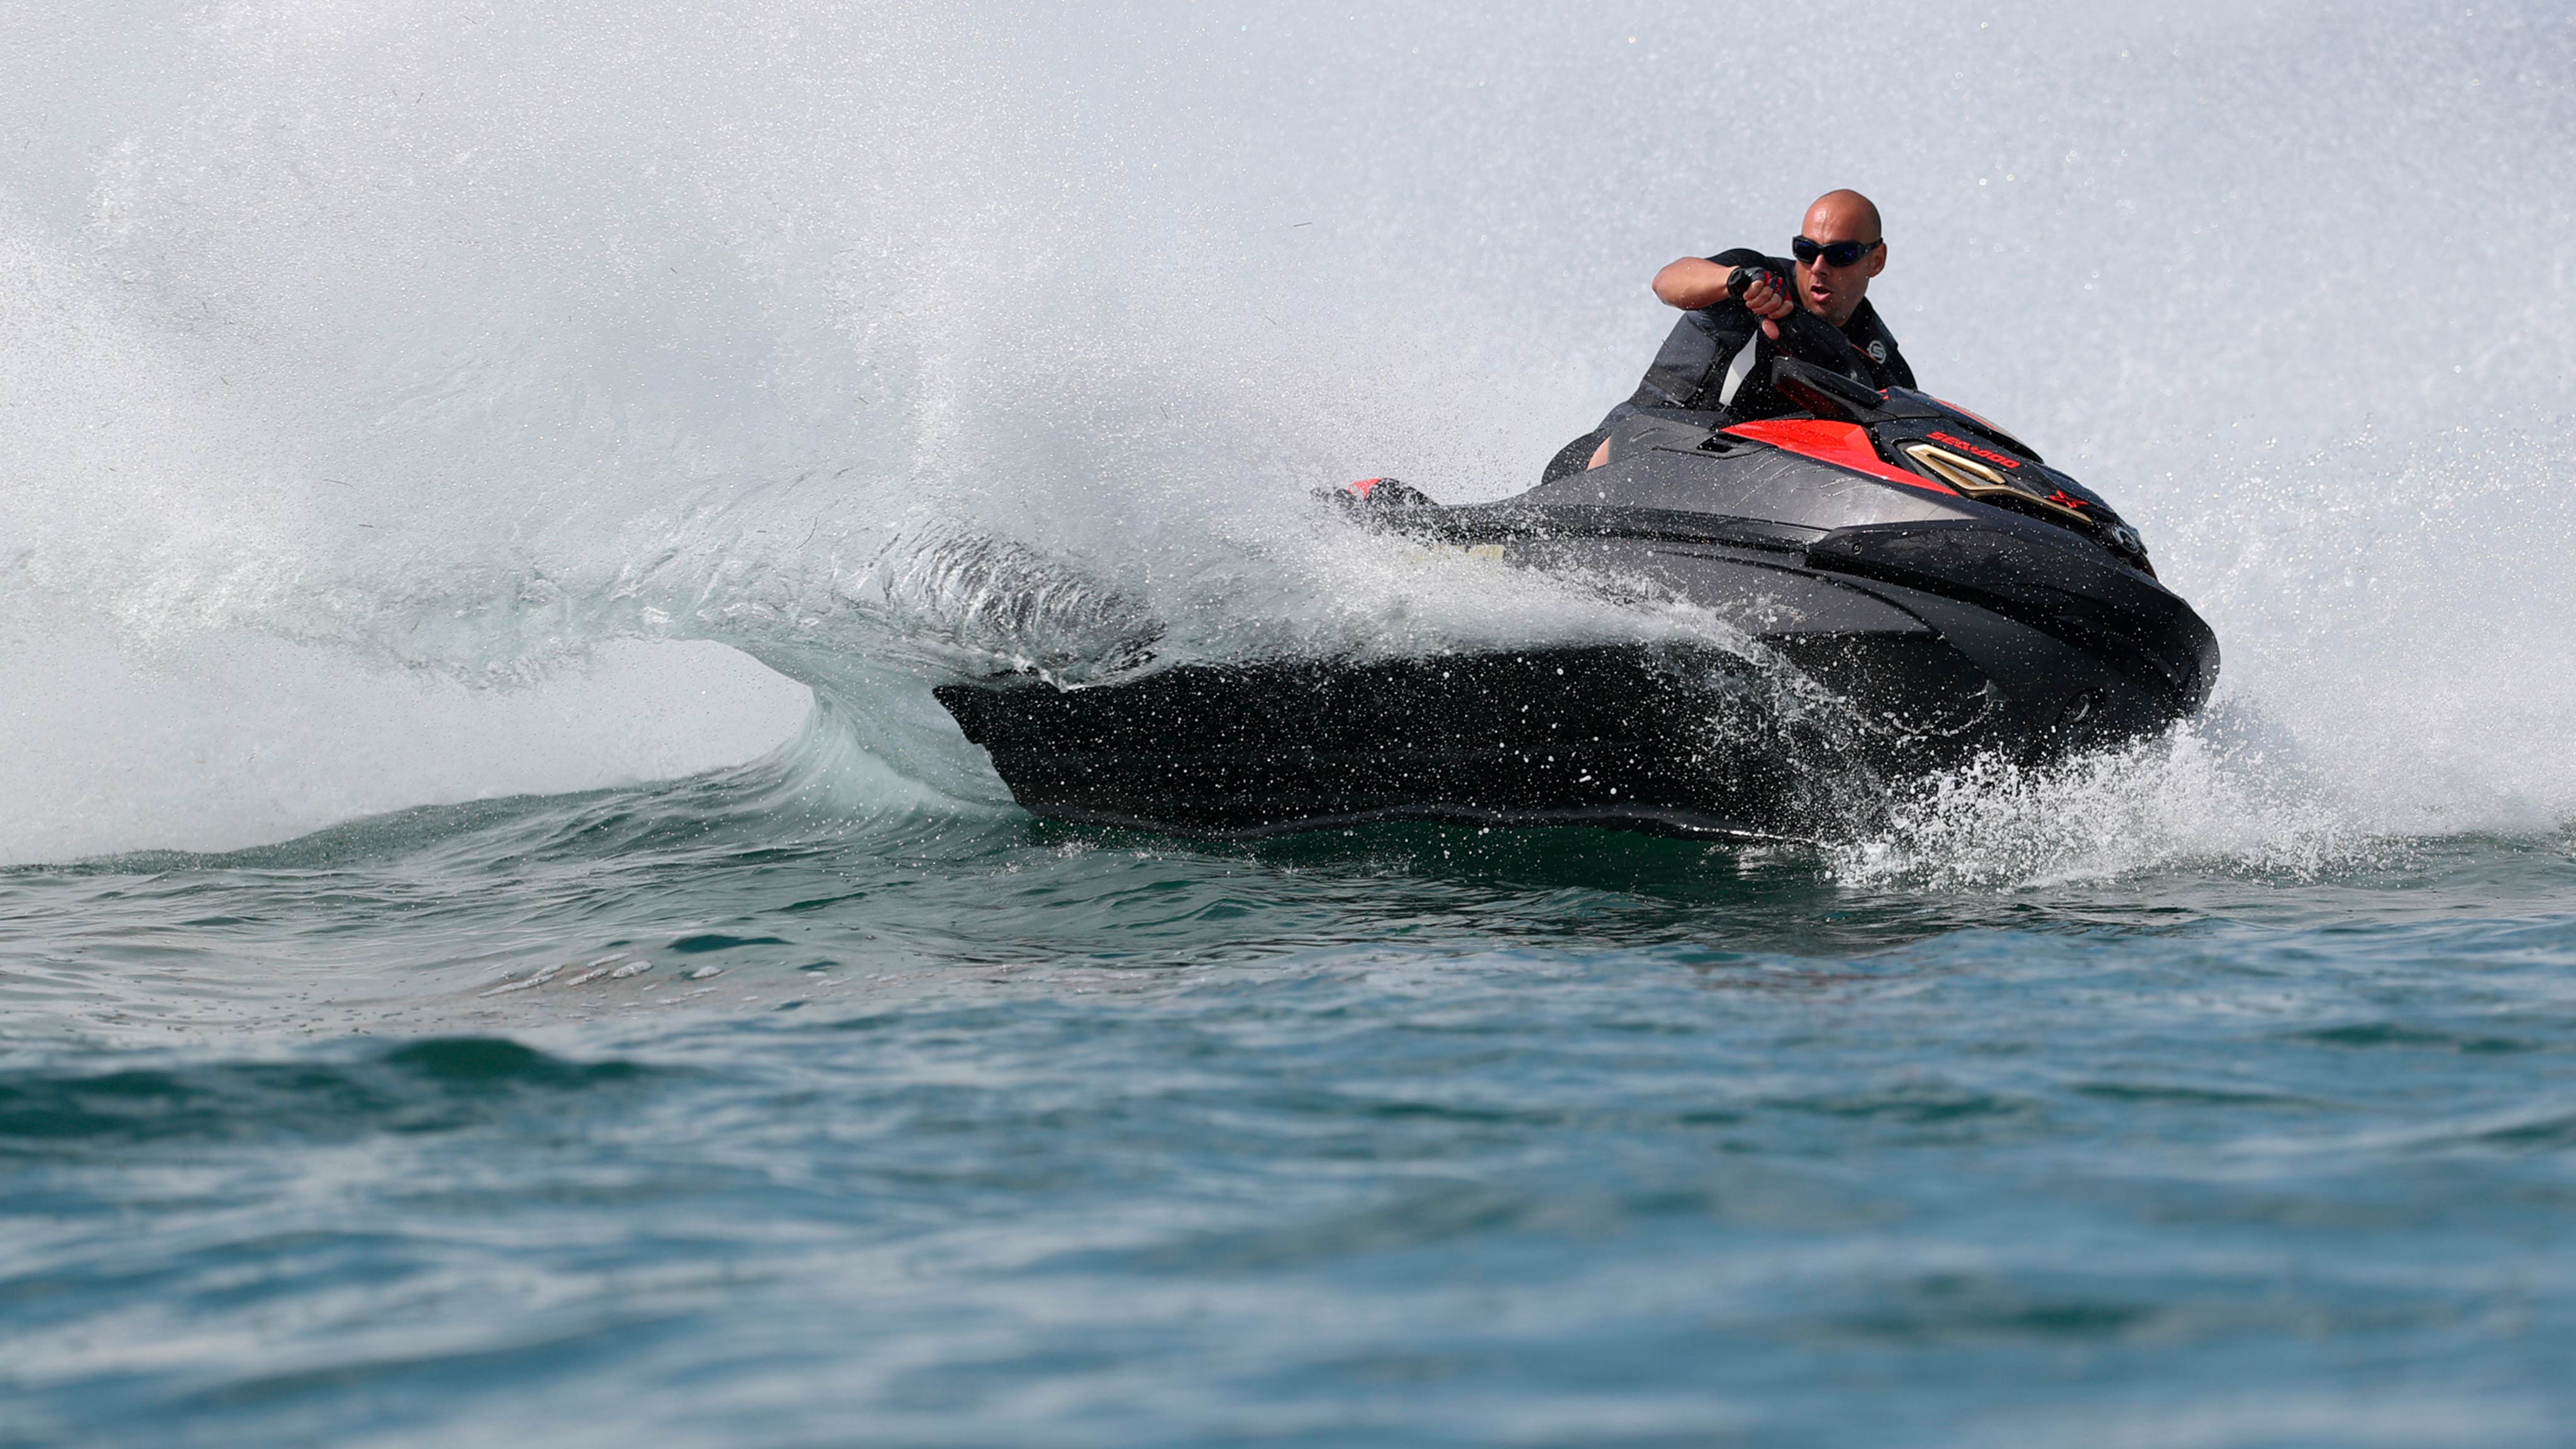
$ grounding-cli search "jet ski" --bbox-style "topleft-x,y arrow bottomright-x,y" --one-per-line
935,357 -> 2219,841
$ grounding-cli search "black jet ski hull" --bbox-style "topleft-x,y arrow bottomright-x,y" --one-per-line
936,386 -> 2219,841
941,643 -> 1858,841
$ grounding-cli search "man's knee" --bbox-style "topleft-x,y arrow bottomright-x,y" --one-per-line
1541,427 -> 1611,485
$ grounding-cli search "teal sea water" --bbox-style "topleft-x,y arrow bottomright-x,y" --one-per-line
8,1 -> 2576,1443
9,765 -> 2576,1445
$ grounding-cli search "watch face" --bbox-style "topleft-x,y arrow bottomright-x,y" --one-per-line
1867,340 -> 1889,364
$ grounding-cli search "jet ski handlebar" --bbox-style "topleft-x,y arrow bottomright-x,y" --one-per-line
1726,265 -> 1787,306
1768,357 -> 1886,423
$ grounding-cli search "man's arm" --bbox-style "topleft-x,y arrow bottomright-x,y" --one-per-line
1651,255 -> 1794,338
1650,257 -> 1736,309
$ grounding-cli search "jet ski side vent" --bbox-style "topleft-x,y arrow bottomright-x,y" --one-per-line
1902,443 -> 2092,528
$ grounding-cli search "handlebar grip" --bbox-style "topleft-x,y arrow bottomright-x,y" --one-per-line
1727,266 -> 1784,304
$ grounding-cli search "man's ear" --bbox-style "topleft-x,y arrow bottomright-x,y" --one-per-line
1867,243 -> 1888,279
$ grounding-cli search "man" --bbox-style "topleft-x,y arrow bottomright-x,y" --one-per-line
1543,189 -> 1914,480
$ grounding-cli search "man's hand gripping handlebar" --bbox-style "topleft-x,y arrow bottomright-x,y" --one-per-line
1729,265 -> 1794,340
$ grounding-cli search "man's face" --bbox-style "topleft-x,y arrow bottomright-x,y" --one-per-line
1792,199 -> 1887,328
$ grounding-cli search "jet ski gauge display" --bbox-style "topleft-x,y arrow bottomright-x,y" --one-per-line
936,358 -> 2218,841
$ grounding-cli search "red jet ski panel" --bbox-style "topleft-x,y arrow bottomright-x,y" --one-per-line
1721,419 -> 1957,497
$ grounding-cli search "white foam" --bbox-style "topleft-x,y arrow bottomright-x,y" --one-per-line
480,962 -> 564,997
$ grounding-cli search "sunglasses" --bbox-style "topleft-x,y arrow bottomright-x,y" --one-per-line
1791,236 -> 1882,268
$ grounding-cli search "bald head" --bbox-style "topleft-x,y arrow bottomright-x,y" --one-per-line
1794,189 -> 1887,328
1804,189 -> 1882,242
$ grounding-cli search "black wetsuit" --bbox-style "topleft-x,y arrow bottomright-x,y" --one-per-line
1541,247 -> 1916,482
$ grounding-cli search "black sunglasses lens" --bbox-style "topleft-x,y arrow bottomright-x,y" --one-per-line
1793,238 -> 1870,267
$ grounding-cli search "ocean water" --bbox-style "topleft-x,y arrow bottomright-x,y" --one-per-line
7,1 -> 2576,1444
